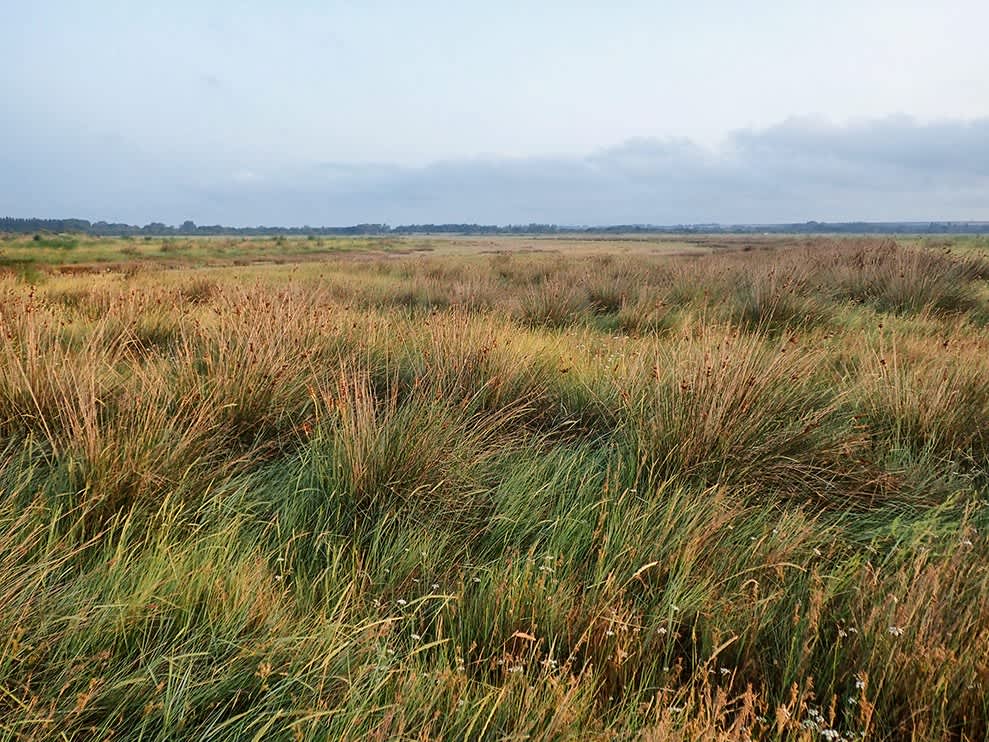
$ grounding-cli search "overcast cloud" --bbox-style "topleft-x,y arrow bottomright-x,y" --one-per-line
3,115 -> 987,225
3,2 -> 989,225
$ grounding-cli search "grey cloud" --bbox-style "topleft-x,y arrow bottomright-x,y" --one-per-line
3,116 -> 988,226
734,115 -> 989,177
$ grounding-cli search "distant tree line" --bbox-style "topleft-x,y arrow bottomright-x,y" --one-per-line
2,217 -> 988,236
0,218 -> 393,237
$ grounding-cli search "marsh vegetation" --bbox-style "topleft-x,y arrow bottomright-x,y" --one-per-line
1,235 -> 988,740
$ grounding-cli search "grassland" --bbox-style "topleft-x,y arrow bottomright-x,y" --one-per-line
1,234 -> 988,740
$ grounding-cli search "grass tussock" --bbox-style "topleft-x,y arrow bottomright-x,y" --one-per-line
0,235 -> 987,739
625,327 -> 870,499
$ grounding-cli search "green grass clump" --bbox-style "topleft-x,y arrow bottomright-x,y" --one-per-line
0,236 -> 987,739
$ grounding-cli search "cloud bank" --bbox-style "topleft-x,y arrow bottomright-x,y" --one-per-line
3,115 -> 988,226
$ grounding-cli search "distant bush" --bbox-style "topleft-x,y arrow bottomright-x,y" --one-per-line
31,233 -> 78,250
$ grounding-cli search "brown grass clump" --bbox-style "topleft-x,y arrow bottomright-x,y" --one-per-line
624,325 -> 875,501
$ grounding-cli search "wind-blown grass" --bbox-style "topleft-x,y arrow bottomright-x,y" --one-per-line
0,236 -> 987,739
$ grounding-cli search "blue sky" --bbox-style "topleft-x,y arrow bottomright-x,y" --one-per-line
3,1 -> 988,225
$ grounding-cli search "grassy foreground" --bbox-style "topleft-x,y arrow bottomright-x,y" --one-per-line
1,236 -> 988,740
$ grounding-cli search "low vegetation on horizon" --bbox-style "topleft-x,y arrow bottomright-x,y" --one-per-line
1,235 -> 988,740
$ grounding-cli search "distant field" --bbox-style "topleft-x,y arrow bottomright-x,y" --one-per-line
1,236 -> 988,739
6,231 -> 980,274
0,232 -> 727,274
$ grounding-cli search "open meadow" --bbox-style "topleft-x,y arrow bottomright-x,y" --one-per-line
1,233 -> 989,740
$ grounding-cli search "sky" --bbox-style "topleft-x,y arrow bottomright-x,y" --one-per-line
2,1 -> 988,226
